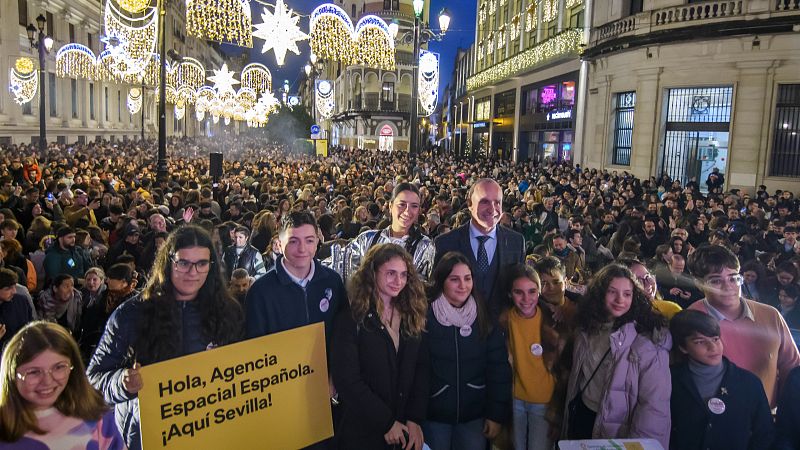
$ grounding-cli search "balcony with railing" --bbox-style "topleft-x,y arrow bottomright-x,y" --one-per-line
590,0 -> 800,49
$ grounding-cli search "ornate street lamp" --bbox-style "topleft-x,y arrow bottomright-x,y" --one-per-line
395,2 -> 451,174
27,14 -> 54,155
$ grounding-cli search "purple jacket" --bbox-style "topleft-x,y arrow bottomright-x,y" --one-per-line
564,322 -> 672,448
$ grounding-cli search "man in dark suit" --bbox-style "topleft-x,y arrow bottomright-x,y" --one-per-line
434,178 -> 525,320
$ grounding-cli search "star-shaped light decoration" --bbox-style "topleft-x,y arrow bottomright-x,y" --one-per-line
207,64 -> 239,96
252,0 -> 308,66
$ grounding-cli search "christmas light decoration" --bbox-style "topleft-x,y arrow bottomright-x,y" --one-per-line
103,1 -> 158,78
175,103 -> 186,120
566,0 -> 584,8
177,86 -> 197,105
9,59 -> 38,105
15,58 -> 34,74
186,0 -> 253,47
467,29 -> 583,91
56,44 -> 97,79
212,114 -> 220,123
240,63 -> 272,94
208,64 -> 239,95
257,90 -> 281,114
511,15 -> 520,41
174,57 -> 206,91
236,88 -> 257,110
195,108 -> 205,121
310,4 -> 395,70
127,87 -> 142,114
252,0 -> 308,66
353,16 -> 395,70
315,79 -> 334,119
418,50 -> 439,117
542,0 -> 558,23
224,116 -> 231,125
118,0 -> 151,14
526,3 -> 538,32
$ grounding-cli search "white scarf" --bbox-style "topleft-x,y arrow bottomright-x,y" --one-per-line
432,294 -> 477,337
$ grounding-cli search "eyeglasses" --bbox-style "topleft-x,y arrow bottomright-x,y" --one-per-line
171,257 -> 212,273
636,274 -> 655,286
16,362 -> 73,386
704,274 -> 744,288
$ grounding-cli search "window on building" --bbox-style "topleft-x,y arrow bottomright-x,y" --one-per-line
569,6 -> 584,29
629,0 -> 643,14
352,4 -> 356,17
494,89 -> 516,116
105,86 -> 109,121
89,83 -> 95,120
118,91 -> 121,121
18,0 -> 28,26
475,97 -> 491,121
69,23 -> 75,42
383,0 -> 391,9
46,12 -> 54,37
23,102 -> 32,115
770,84 -> 800,177
49,73 -> 57,117
612,92 -> 635,165
71,79 -> 78,118
382,82 -> 394,103
392,0 -> 399,10
88,33 -> 93,51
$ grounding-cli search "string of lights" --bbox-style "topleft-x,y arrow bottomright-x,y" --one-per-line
9,58 -> 38,105
186,0 -> 253,47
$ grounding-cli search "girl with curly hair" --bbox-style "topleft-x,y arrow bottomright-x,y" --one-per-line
0,321 -> 126,449
563,263 -> 671,448
330,243 -> 428,450
86,225 -> 244,450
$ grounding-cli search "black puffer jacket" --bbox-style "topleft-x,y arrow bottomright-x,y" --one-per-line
423,307 -> 512,425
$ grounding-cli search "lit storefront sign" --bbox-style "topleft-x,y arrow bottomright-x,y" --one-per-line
546,109 -> 572,121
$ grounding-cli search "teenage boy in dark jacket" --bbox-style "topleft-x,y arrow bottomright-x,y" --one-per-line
245,211 -> 347,345
668,310 -> 773,450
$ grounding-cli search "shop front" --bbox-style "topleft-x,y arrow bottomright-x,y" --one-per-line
518,72 -> 579,164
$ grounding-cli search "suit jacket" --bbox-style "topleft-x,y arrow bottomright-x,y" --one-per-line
433,222 -> 525,318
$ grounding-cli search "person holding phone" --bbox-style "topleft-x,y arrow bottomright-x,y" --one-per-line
63,189 -> 99,228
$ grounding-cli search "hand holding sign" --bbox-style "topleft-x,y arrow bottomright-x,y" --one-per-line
123,362 -> 143,394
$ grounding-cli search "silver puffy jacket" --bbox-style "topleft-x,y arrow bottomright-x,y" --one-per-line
324,227 -> 436,281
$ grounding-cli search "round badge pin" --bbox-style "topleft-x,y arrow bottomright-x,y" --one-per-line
460,325 -> 472,337
319,298 -> 330,313
708,397 -> 726,415
530,343 -> 544,356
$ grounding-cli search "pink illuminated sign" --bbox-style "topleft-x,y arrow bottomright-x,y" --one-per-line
540,85 -> 557,104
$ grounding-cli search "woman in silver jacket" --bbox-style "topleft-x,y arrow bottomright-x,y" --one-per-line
327,182 -> 435,280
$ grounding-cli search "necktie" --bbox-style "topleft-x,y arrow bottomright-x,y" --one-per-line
476,235 -> 490,273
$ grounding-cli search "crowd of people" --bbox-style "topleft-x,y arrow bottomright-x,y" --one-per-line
0,136 -> 799,450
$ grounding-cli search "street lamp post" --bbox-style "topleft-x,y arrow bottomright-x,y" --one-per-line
393,3 -> 450,175
156,0 -> 168,182
26,15 -> 53,155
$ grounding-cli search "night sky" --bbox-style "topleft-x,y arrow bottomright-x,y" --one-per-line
221,0 -> 476,100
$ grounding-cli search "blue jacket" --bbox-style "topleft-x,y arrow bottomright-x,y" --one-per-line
423,307 -> 512,425
87,296 -> 211,450
245,257 -> 346,345
669,358 -> 773,450
775,365 -> 800,450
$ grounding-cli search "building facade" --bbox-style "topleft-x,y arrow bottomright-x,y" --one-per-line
307,0 -> 433,152
464,0 -> 587,162
581,0 -> 800,192
0,0 -> 227,146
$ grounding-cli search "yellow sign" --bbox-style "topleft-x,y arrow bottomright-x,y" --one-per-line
314,139 -> 328,157
138,323 -> 332,449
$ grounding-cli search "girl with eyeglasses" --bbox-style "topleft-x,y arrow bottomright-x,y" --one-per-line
0,321 -> 126,449
87,225 -> 244,450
